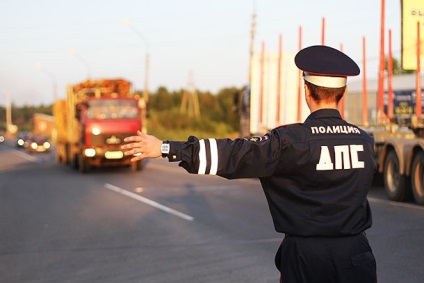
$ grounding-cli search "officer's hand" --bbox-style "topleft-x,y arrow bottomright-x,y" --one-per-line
121,130 -> 162,162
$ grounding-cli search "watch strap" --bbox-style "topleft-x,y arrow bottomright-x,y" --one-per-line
161,140 -> 170,158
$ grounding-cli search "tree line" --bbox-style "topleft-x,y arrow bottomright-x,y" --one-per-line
0,86 -> 244,140
0,104 -> 52,133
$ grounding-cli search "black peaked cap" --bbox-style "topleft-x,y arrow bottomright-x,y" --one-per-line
295,45 -> 360,77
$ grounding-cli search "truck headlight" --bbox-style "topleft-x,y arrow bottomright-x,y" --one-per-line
43,142 -> 51,149
31,142 -> 38,149
84,148 -> 96,157
92,128 -> 101,135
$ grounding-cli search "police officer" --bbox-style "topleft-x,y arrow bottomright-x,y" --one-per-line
121,45 -> 377,283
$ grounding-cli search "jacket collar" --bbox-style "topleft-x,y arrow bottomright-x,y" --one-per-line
305,108 -> 342,122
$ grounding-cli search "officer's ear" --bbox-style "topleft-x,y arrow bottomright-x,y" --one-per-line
304,82 -> 313,109
338,86 -> 348,105
304,82 -> 312,97
304,82 -> 310,92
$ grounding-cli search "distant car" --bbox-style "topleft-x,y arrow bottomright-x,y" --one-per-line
27,134 -> 51,153
16,131 -> 31,148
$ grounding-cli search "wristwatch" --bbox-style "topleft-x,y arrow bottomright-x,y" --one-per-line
161,140 -> 170,158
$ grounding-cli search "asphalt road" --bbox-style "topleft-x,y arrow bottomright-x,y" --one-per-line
1,141 -> 424,283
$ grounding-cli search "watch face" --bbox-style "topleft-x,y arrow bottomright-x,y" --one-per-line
161,143 -> 170,154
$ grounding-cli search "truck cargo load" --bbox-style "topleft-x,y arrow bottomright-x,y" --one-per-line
53,78 -> 144,173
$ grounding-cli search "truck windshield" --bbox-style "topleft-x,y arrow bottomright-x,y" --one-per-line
86,100 -> 138,119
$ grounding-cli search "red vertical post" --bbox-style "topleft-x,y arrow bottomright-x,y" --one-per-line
321,17 -> 325,45
388,29 -> 394,119
260,41 -> 265,125
277,34 -> 283,124
377,0 -> 386,122
416,21 -> 422,118
362,36 -> 369,126
297,25 -> 303,122
339,44 -> 345,119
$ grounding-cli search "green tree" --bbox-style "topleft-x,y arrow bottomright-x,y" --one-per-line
147,86 -> 242,139
153,86 -> 174,111
385,56 -> 414,75
0,103 -> 52,133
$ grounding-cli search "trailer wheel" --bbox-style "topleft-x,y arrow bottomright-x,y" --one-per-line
411,151 -> 424,205
131,160 -> 144,171
383,150 -> 409,201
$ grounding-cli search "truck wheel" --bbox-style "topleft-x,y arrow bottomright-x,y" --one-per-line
411,151 -> 424,205
71,154 -> 78,170
79,154 -> 90,173
131,160 -> 144,171
383,150 -> 409,201
64,144 -> 70,165
57,154 -> 63,164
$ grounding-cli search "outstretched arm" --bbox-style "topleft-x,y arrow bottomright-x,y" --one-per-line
122,130 -> 284,179
121,130 -> 162,162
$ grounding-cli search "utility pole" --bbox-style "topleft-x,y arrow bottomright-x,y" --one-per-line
180,71 -> 200,119
121,19 -> 150,133
34,63 -> 58,102
6,92 -> 11,128
240,1 -> 256,138
69,48 -> 92,79
5,91 -> 17,135
247,2 -> 256,87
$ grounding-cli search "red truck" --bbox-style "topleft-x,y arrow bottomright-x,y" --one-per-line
53,78 -> 144,173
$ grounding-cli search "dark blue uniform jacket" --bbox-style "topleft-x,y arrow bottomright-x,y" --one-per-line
168,109 -> 376,237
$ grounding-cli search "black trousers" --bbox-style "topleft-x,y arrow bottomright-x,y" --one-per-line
275,234 -> 377,283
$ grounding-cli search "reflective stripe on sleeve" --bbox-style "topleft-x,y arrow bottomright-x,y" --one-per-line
209,138 -> 218,175
198,138 -> 218,175
198,139 -> 207,174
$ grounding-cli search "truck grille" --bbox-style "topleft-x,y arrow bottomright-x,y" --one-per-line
90,133 -> 132,146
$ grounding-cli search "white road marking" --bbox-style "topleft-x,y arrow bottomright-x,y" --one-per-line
11,149 -> 38,162
104,183 -> 194,221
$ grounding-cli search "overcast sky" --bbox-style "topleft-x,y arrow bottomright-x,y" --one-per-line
0,0 -> 402,107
